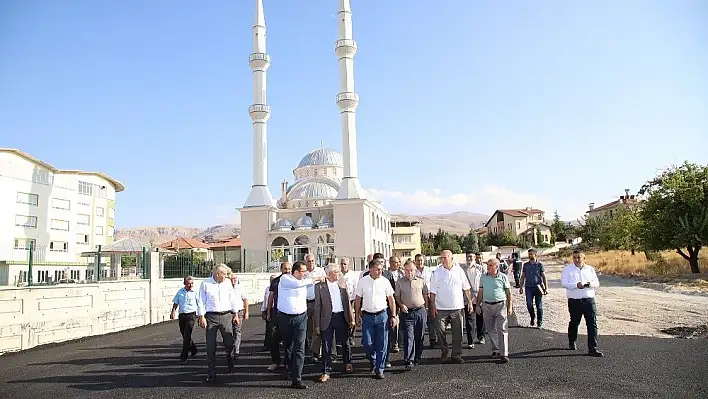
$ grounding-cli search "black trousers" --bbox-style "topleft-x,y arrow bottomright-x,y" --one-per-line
178,312 -> 198,360
270,318 -> 283,364
475,306 -> 485,339
568,298 -> 599,351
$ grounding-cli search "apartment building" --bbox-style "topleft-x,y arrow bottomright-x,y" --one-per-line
587,189 -> 641,219
390,219 -> 422,260
0,149 -> 124,284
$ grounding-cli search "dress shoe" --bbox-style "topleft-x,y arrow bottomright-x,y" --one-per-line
569,342 -> 577,350
205,374 -> 216,383
373,372 -> 385,380
290,381 -> 307,389
499,356 -> 509,363
588,350 -> 604,357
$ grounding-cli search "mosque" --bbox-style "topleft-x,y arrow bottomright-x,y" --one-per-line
238,0 -> 392,270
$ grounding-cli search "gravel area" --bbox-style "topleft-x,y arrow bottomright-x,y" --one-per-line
509,260 -> 708,338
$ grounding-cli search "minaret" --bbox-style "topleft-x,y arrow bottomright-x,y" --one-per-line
335,0 -> 365,200
244,0 -> 275,208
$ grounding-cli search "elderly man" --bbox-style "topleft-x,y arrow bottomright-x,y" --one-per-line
266,261 -> 292,371
304,253 -> 326,362
340,257 -> 359,347
429,250 -> 473,363
520,248 -> 548,328
395,260 -> 428,369
560,249 -> 603,357
462,252 -> 481,349
355,259 -> 397,379
229,272 -> 249,358
388,256 -> 404,353
278,260 -> 327,389
476,258 -> 513,363
196,264 -> 240,383
170,276 -> 198,364
414,253 -> 437,348
314,264 -> 355,382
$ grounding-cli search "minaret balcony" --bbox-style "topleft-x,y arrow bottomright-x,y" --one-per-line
249,104 -> 271,122
335,39 -> 357,58
249,52 -> 270,70
336,92 -> 359,111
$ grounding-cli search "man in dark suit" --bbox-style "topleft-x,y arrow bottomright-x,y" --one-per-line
314,263 -> 355,382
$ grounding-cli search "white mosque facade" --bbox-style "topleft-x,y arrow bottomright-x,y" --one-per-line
238,0 -> 392,270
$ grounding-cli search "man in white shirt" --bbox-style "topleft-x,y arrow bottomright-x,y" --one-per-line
304,253 -> 326,362
472,252 -> 487,344
414,253 -> 437,348
462,252 -> 482,349
261,275 -> 276,351
196,264 -> 240,383
229,272 -> 249,358
388,256 -> 404,353
340,257 -> 359,347
313,264 -> 355,382
429,250 -> 473,363
278,260 -> 326,389
560,250 -> 603,357
355,259 -> 397,379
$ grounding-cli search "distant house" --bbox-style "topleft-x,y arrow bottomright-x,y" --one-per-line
209,237 -> 242,270
160,237 -> 213,261
587,189 -> 641,219
390,219 -> 422,260
483,207 -> 552,245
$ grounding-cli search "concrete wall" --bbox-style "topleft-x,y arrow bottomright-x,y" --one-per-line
0,267 -> 272,355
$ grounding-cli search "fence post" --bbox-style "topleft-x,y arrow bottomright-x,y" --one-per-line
142,247 -> 147,279
28,241 -> 34,286
96,245 -> 102,282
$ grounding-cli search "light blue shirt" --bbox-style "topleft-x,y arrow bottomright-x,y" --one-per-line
172,287 -> 198,314
480,272 -> 510,303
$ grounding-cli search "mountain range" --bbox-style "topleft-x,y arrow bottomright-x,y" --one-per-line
115,211 -> 490,244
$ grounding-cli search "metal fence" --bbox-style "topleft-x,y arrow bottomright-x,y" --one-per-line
0,243 -> 148,287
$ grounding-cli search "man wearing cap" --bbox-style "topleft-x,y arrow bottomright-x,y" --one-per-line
519,248 -> 548,328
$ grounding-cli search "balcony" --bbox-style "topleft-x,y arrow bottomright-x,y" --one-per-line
336,92 -> 359,111
249,104 -> 271,122
249,53 -> 270,70
335,39 -> 357,58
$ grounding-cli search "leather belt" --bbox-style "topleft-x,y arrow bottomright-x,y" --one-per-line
362,309 -> 386,316
484,300 -> 504,305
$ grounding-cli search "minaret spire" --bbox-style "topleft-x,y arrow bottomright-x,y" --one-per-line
335,0 -> 364,200
244,0 -> 275,208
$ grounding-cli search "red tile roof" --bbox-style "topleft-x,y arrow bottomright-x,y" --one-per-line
590,198 -> 640,213
209,237 -> 242,249
160,237 -> 210,250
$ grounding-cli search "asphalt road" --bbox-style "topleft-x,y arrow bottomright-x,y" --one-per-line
1,305 -> 706,399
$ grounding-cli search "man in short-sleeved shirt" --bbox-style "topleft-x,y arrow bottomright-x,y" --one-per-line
266,262 -> 291,371
519,248 -> 547,328
170,276 -> 199,363
477,258 -> 512,363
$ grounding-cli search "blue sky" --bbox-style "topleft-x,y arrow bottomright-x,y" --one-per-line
1,0 -> 706,228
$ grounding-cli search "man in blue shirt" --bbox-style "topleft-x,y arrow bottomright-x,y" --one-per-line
519,249 -> 548,328
170,276 -> 199,364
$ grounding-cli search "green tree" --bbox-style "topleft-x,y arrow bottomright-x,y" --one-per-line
639,162 -> 708,273
551,210 -> 567,242
461,230 -> 479,253
421,242 -> 436,256
603,207 -> 642,254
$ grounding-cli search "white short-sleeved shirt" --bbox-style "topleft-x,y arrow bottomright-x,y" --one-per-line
232,283 -> 249,312
305,267 -> 326,300
355,275 -> 393,313
429,264 -> 471,310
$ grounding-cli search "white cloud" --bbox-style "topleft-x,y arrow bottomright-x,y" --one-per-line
370,183 -> 569,218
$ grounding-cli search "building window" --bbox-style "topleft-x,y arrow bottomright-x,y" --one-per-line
108,226 -> 115,237
77,214 -> 90,225
78,181 -> 93,196
70,270 -> 80,280
95,226 -> 104,236
14,238 -> 36,250
517,222 -> 521,229
17,271 -> 29,285
393,235 -> 412,244
54,270 -> 65,281
32,169 -> 53,185
37,270 -> 49,283
97,186 -> 107,198
96,207 -> 104,217
544,234 -> 549,242
52,198 -> 70,210
401,251 -> 412,257
50,219 -> 69,231
76,233 -> 89,245
108,208 -> 115,219
15,215 -> 37,228
49,241 -> 68,252
86,270 -> 94,280
17,192 -> 39,206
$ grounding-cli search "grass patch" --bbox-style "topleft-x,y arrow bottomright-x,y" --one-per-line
559,250 -> 708,285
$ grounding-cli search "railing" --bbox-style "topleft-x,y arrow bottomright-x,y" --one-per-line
336,92 -> 359,103
335,39 -> 357,49
249,52 -> 270,63
248,104 -> 271,114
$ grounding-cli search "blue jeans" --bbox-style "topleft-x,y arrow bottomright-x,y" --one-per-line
525,286 -> 544,325
361,311 -> 389,374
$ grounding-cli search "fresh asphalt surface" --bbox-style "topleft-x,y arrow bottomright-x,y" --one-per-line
1,305 -> 707,399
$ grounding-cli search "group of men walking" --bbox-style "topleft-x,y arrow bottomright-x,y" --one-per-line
171,248 -> 603,388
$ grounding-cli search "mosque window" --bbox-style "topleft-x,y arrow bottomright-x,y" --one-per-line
314,169 -> 319,176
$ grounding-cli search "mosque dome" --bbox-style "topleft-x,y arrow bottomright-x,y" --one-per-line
295,215 -> 314,230
288,180 -> 339,200
297,148 -> 343,168
317,214 -> 333,228
272,217 -> 294,231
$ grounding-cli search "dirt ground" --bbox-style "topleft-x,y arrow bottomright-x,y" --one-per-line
511,260 -> 708,338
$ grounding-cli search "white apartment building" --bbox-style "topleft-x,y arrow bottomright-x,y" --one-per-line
0,148 -> 124,285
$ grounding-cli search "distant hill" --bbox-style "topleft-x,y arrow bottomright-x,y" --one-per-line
115,211 -> 490,244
